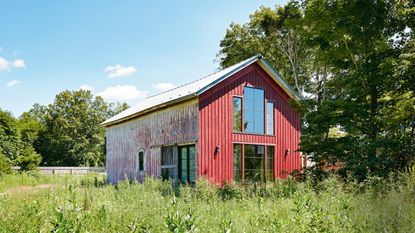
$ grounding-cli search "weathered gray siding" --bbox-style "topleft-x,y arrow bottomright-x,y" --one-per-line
106,99 -> 198,184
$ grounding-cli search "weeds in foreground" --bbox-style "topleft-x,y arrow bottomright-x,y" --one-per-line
0,173 -> 414,232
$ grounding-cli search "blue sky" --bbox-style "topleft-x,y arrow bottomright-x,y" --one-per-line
0,1 -> 287,116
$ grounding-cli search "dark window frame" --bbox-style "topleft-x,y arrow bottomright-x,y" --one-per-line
243,86 -> 265,134
178,145 -> 196,183
232,96 -> 243,132
232,143 -> 275,183
138,150 -> 145,172
266,101 -> 275,135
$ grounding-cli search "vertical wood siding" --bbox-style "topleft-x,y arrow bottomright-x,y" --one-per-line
106,99 -> 198,184
198,63 -> 301,184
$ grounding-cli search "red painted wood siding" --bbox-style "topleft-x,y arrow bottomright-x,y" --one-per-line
198,63 -> 301,184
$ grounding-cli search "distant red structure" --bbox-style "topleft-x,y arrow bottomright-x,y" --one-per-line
103,55 -> 302,184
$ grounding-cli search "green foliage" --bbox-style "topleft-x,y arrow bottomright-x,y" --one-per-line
1,174 -> 415,232
0,152 -> 12,175
217,2 -> 311,94
32,90 -> 128,167
219,0 -> 415,180
0,109 -> 21,163
16,146 -> 42,171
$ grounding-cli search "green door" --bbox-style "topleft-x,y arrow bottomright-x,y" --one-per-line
179,145 -> 196,183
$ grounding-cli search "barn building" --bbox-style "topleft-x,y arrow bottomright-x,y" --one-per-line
102,54 -> 302,184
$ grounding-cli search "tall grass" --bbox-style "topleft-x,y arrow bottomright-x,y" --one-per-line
0,173 -> 414,232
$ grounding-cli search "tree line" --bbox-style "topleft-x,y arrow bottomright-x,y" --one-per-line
218,0 -> 414,181
1,0 -> 414,181
0,90 -> 127,173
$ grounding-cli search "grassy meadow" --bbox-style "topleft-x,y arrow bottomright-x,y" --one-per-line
0,173 -> 414,232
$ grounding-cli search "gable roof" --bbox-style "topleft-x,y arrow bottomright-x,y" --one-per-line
102,54 -> 300,127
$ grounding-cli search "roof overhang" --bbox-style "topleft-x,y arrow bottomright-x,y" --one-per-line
101,95 -> 197,127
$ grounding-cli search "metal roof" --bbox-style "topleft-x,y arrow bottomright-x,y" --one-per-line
102,54 -> 300,126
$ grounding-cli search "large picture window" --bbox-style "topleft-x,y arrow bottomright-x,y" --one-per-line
266,102 -> 274,135
244,145 -> 265,182
233,97 -> 242,132
232,144 -> 275,183
244,87 -> 264,134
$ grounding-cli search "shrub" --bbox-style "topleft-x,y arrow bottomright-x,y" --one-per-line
0,151 -> 12,175
16,146 -> 42,171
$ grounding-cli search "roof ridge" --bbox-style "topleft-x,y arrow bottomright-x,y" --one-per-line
145,68 -> 222,99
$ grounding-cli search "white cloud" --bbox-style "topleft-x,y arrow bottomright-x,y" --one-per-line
0,56 -> 26,71
6,80 -> 21,88
97,85 -> 147,101
0,57 -> 8,71
104,64 -> 137,78
80,84 -> 94,91
13,59 -> 25,68
152,82 -> 176,92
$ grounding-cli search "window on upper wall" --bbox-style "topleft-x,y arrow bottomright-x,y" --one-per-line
266,102 -> 274,135
233,97 -> 242,132
244,87 -> 264,134
138,151 -> 145,172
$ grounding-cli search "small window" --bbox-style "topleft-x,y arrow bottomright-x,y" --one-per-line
266,102 -> 274,135
233,97 -> 242,132
138,151 -> 145,172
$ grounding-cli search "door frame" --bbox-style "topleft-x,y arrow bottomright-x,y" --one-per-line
178,144 -> 196,183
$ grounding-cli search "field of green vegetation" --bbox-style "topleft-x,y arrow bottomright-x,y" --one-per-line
0,173 -> 414,232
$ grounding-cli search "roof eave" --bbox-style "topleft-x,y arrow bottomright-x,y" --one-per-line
257,59 -> 301,101
195,54 -> 262,96
101,93 -> 197,127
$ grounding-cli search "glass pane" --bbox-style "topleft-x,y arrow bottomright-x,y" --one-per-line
138,152 -> 144,171
244,145 -> 264,182
233,97 -> 242,132
244,87 -> 254,100
162,146 -> 176,165
189,170 -> 196,182
254,112 -> 264,134
267,146 -> 275,181
233,144 -> 242,182
244,97 -> 254,111
180,147 -> 188,181
244,110 -> 254,133
266,102 -> 274,135
244,87 -> 265,134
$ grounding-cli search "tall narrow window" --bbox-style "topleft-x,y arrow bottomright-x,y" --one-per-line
266,102 -> 274,135
138,151 -> 145,172
233,144 -> 242,182
233,97 -> 242,132
266,146 -> 274,182
244,145 -> 265,182
179,145 -> 196,183
244,87 -> 264,134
